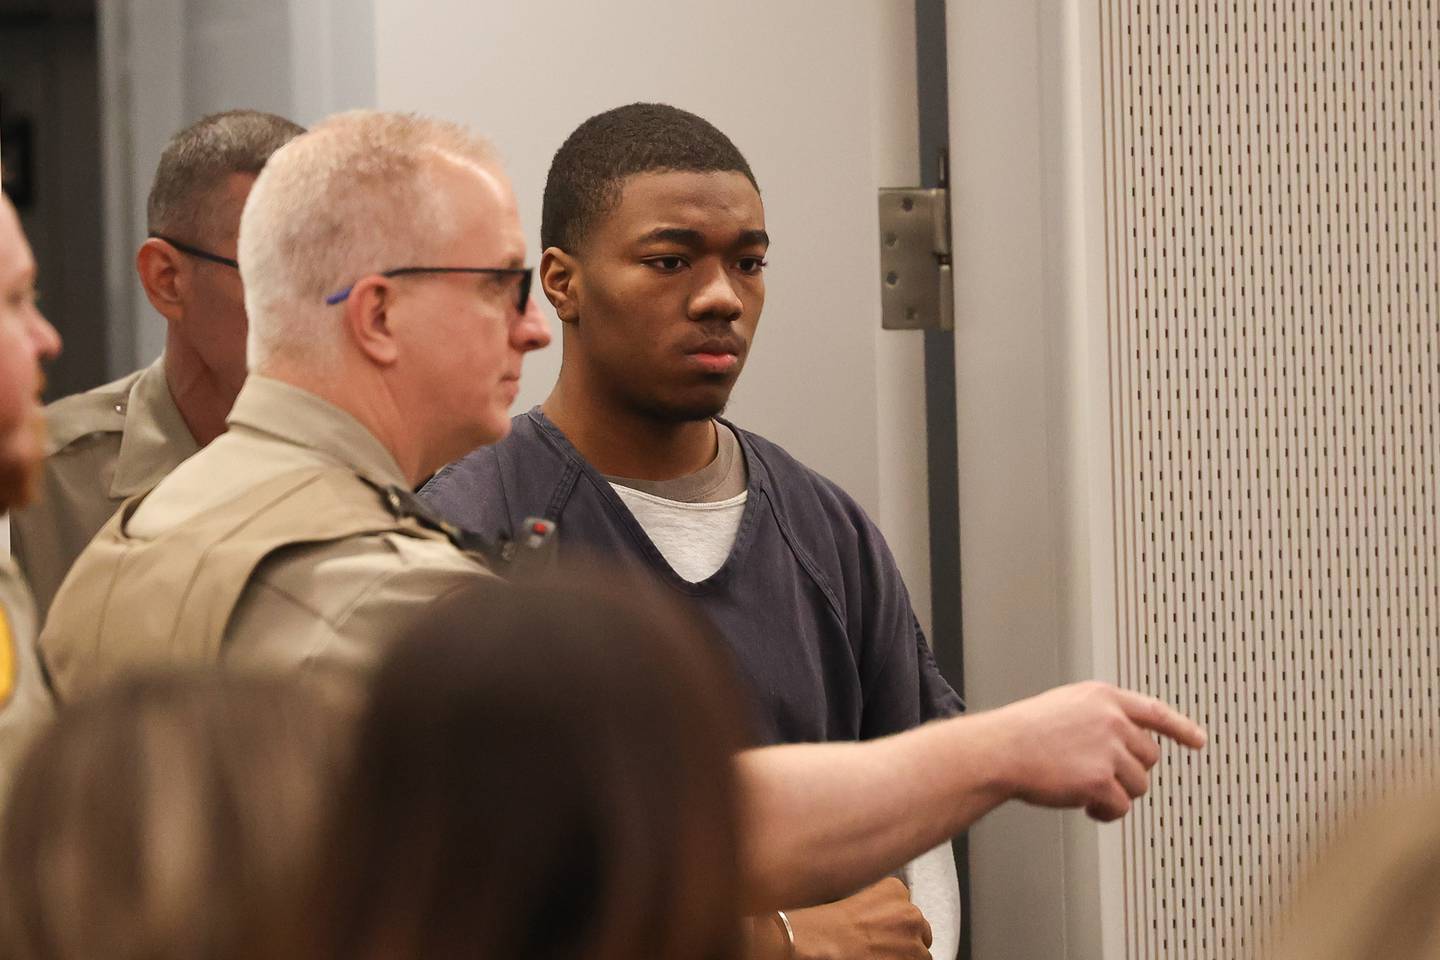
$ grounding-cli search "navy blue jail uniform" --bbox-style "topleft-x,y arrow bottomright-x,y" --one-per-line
421,409 -> 963,746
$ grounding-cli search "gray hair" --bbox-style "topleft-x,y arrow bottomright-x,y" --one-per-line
239,110 -> 501,372
146,110 -> 305,242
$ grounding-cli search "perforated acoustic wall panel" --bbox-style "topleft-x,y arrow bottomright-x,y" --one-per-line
1099,2 -> 1440,957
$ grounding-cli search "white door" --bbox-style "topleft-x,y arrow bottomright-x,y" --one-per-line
949,1 -> 1440,957
946,0 -> 1116,954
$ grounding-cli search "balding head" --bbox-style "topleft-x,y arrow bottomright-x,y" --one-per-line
239,111 -> 502,372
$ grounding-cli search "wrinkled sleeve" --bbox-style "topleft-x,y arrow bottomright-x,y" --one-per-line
420,449 -> 513,538
224,534 -> 494,683
853,513 -> 964,740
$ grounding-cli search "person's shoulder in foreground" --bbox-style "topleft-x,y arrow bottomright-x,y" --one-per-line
0,556 -> 53,815
0,186 -> 64,810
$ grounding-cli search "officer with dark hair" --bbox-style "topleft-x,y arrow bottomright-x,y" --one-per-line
9,110 -> 305,621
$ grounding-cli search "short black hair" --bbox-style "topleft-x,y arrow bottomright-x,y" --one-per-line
540,102 -> 759,253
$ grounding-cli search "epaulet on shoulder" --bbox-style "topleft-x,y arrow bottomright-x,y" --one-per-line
42,369 -> 145,456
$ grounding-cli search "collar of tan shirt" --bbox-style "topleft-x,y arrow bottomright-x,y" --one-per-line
110,357 -> 202,499
223,375 -> 411,491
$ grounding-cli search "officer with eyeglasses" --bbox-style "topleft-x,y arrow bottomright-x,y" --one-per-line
8,110 -> 304,623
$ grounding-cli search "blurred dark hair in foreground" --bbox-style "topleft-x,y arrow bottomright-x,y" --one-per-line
0,570 -> 752,960
0,671 -> 348,960
308,572 -> 754,960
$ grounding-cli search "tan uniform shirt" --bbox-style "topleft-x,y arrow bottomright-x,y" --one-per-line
0,557 -> 54,814
9,357 -> 199,622
40,376 -> 492,703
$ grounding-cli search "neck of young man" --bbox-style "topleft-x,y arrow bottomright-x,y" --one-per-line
543,373 -> 720,482
163,338 -> 238,448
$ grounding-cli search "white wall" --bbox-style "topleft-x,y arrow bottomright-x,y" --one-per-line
371,0 -> 934,627
947,0 -> 1115,955
100,0 -> 375,376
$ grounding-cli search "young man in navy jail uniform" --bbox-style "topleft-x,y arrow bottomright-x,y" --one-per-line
422,103 -> 963,960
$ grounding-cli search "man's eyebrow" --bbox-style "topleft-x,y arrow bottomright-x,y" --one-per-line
635,227 -> 771,248
637,227 -> 706,246
739,229 -> 770,248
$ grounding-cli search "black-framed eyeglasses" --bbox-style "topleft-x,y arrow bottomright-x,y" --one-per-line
148,233 -> 239,269
323,266 -> 534,312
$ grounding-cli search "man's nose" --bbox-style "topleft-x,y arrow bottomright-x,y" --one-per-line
29,309 -> 62,362
688,264 -> 743,322
513,296 -> 552,352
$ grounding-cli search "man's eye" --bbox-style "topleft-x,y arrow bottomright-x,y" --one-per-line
737,257 -> 769,275
646,256 -> 687,272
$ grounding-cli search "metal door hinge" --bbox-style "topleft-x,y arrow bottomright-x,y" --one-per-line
878,186 -> 953,331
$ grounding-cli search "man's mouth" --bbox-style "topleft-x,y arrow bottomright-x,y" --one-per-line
687,352 -> 739,374
683,337 -> 744,374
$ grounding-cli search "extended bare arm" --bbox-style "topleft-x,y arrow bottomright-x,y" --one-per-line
738,681 -> 1207,909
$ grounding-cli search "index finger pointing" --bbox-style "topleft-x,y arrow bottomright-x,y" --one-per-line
1114,690 -> 1208,749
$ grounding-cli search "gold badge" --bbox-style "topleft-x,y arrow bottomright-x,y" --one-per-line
0,603 -> 14,708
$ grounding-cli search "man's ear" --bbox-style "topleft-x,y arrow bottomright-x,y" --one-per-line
540,247 -> 581,324
135,239 -> 187,323
341,276 -> 400,366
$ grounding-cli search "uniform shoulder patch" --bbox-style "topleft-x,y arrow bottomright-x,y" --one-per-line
43,369 -> 145,455
0,602 -> 15,709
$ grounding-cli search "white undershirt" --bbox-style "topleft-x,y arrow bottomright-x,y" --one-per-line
610,441 -> 960,957
609,485 -> 747,583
